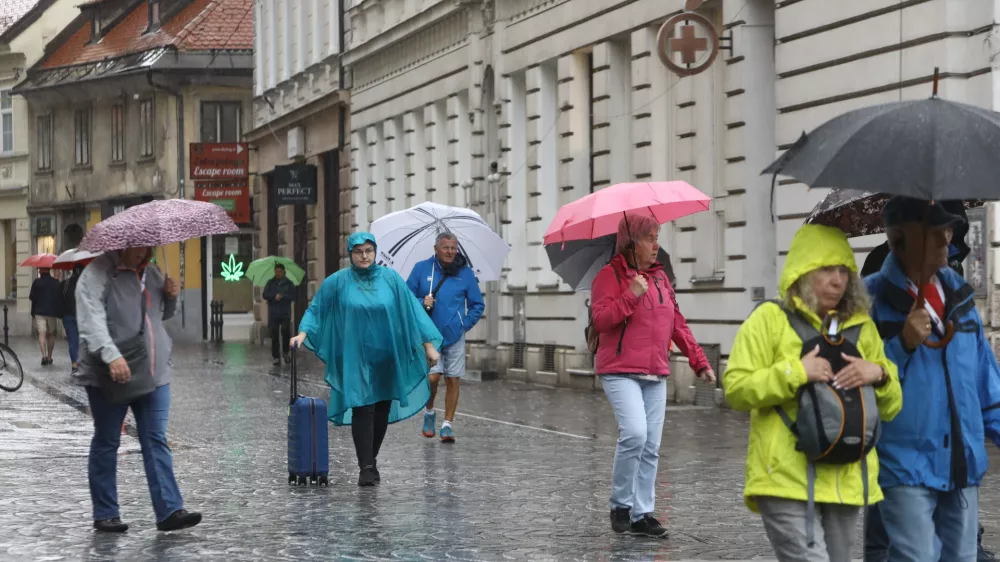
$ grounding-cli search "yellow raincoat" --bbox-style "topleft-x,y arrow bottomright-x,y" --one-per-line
724,224 -> 903,512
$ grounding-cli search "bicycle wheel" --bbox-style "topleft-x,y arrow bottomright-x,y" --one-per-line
0,343 -> 24,392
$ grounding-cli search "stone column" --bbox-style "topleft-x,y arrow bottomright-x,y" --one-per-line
592,41 -> 632,188
404,111 -> 426,206
281,0 -> 292,81
385,118 -> 406,213
502,73 -> 528,289
367,124 -> 387,222
425,101 -> 449,205
350,129 -> 368,230
730,0 -> 777,297
266,0 -> 277,90
526,62 -> 559,289
557,52 -> 591,201
447,92 -> 472,208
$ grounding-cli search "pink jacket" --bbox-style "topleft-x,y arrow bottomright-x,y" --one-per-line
591,255 -> 709,376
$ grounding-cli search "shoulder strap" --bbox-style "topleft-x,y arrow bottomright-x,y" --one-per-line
431,271 -> 450,298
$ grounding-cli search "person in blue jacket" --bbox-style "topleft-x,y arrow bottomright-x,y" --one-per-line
864,196 -> 1000,562
406,232 -> 485,443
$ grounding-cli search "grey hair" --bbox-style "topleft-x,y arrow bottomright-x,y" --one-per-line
435,231 -> 458,245
784,269 -> 871,318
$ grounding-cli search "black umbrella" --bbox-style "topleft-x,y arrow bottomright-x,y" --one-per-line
545,234 -> 675,291
764,76 -> 1000,201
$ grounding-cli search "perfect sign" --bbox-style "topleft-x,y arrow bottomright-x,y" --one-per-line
189,143 -> 250,180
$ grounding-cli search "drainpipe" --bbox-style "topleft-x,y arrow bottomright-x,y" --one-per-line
147,70 -> 187,330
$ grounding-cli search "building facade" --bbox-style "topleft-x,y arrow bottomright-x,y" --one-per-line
247,0 -> 348,341
15,0 -> 254,341
0,0 -> 83,335
340,0 -> 1000,396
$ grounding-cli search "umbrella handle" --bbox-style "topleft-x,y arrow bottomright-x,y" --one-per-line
923,322 -> 954,349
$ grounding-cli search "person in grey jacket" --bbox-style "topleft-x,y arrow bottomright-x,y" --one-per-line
262,264 -> 297,365
75,247 -> 201,533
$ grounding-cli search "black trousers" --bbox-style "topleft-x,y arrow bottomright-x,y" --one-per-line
351,401 -> 391,470
270,318 -> 291,359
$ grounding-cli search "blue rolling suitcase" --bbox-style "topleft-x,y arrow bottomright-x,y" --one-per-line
287,348 -> 329,486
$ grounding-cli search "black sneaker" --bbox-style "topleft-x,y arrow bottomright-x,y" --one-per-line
93,517 -> 128,533
630,514 -> 668,538
358,466 -> 377,487
284,354 -> 291,364
156,509 -> 202,531
610,507 -> 631,533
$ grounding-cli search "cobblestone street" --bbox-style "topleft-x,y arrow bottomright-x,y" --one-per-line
1,338 -> 998,561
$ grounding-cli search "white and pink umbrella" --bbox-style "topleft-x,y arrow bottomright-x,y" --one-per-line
52,248 -> 103,270
78,199 -> 238,252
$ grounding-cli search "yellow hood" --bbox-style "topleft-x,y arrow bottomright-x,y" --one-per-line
779,224 -> 858,298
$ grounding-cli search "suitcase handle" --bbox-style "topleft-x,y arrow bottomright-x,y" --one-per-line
289,346 -> 297,405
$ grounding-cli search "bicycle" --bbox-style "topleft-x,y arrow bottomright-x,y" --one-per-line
0,343 -> 24,392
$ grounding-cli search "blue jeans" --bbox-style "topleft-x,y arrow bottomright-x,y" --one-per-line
62,316 -> 79,364
877,485 -> 979,562
601,375 -> 666,521
86,384 -> 184,523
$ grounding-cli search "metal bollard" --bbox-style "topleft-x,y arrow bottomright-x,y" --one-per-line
210,300 -> 225,343
3,304 -> 7,347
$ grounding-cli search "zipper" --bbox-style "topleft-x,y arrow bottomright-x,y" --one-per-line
137,270 -> 154,381
652,275 -> 664,304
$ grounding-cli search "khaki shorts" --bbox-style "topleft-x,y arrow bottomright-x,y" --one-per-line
34,316 -> 58,335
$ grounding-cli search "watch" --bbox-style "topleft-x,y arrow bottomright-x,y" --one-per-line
874,367 -> 889,388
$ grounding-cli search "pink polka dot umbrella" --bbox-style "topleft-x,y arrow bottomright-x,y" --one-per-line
78,199 -> 238,252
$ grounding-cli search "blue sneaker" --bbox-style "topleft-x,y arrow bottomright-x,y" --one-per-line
421,411 -> 436,438
440,424 -> 455,443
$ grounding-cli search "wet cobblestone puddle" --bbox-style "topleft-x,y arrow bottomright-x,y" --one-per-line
1,339 -> 997,561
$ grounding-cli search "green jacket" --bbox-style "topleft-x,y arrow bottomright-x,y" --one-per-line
724,224 -> 903,512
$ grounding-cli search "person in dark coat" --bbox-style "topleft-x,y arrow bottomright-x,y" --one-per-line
29,268 -> 62,366
262,264 -> 297,366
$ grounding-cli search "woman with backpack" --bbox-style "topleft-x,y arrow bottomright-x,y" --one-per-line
723,224 -> 903,562
590,213 -> 715,538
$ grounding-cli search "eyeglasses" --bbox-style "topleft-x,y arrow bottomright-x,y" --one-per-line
352,248 -> 375,257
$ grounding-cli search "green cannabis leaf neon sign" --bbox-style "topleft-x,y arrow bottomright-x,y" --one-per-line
221,254 -> 245,282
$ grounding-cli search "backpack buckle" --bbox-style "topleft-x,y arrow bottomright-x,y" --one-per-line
821,311 -> 844,346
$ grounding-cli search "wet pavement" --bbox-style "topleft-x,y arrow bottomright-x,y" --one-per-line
1,338 -> 998,561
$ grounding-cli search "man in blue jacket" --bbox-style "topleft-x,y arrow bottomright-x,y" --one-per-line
865,196 -> 1000,562
407,232 -> 485,443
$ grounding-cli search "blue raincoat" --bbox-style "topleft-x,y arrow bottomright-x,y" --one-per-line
866,253 -> 1000,491
299,232 -> 443,426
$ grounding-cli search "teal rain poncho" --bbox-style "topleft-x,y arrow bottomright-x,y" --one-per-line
299,232 -> 443,426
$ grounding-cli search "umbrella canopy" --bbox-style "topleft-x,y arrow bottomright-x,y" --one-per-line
246,256 -> 305,286
763,96 -> 1000,201
806,189 -> 983,237
19,253 -> 57,269
545,234 -> 675,291
543,181 -> 711,244
78,199 -> 238,253
369,202 -> 510,282
52,248 -> 102,271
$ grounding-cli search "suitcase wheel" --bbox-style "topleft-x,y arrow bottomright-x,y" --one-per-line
297,476 -> 307,486
288,473 -> 296,485
318,475 -> 329,486
310,476 -> 318,485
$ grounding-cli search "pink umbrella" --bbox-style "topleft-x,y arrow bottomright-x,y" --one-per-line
78,199 -> 238,252
542,181 -> 711,245
19,253 -> 58,268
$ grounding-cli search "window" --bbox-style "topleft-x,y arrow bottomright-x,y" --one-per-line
200,101 -> 242,142
0,91 -> 12,153
111,104 -> 124,163
74,108 -> 91,166
139,99 -> 154,157
36,114 -> 52,170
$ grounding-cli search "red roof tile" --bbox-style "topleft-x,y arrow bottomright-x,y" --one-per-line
0,0 -> 44,36
41,0 -> 252,69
